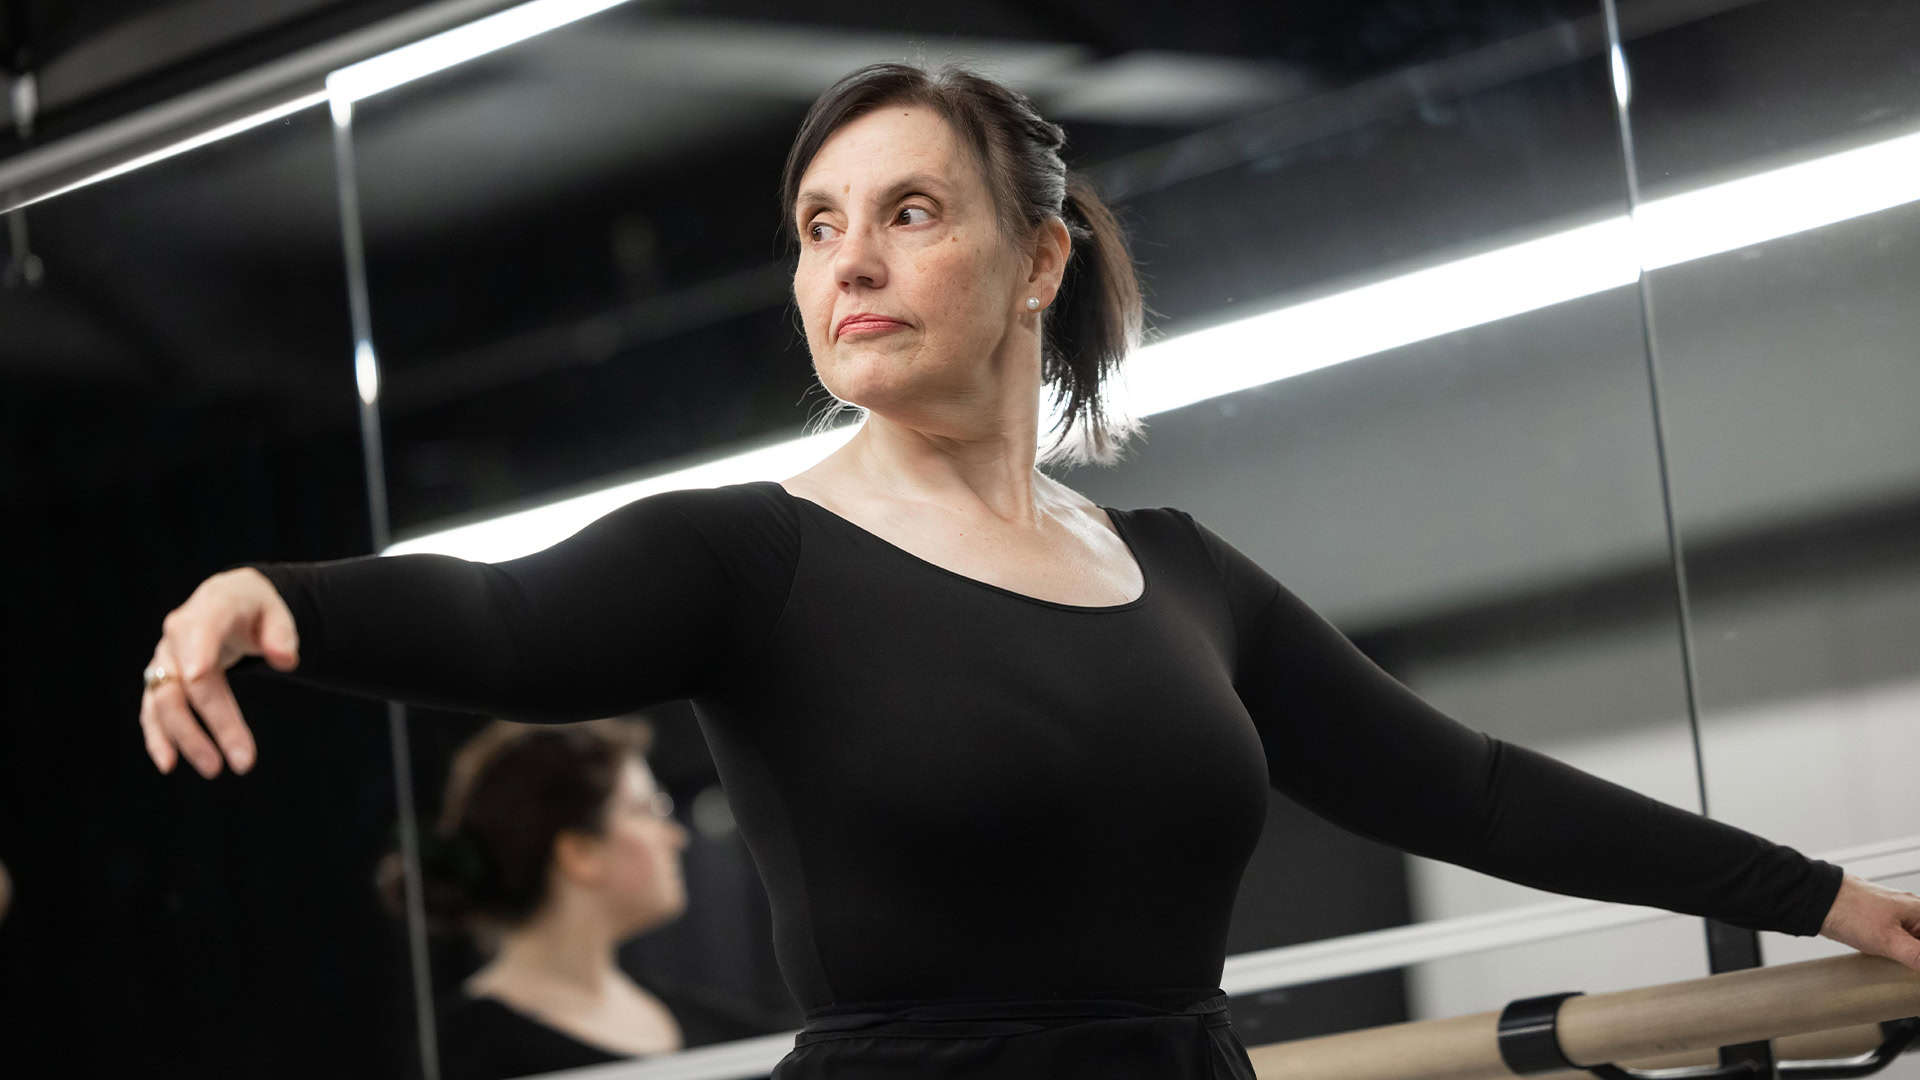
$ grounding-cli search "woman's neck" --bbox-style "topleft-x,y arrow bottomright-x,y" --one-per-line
848,413 -> 1056,527
479,901 -> 625,997
467,908 -> 682,1057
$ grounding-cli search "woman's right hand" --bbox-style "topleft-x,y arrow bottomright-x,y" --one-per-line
139,567 -> 300,778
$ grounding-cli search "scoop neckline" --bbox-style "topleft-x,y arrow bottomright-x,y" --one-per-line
760,480 -> 1151,613
465,992 -> 638,1060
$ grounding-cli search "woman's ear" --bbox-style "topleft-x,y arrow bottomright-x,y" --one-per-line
1026,216 -> 1072,304
551,830 -> 606,887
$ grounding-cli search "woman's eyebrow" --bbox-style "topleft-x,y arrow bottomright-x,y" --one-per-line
796,173 -> 951,218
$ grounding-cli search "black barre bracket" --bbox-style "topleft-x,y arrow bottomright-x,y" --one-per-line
1498,992 -> 1585,1075
1495,991 -> 1920,1080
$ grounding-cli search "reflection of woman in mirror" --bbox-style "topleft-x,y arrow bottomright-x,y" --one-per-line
137,61 -> 1920,1079
381,719 -> 688,1078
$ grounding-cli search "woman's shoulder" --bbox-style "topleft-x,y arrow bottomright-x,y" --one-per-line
1086,498 -> 1282,602
437,989 -> 513,1033
437,990 -> 556,1046
584,481 -> 800,596
633,480 -> 800,536
649,979 -> 791,1048
436,991 -> 628,1080
1076,494 -> 1206,552
1092,497 -> 1229,552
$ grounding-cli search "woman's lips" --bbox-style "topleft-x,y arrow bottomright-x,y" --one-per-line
837,315 -> 907,339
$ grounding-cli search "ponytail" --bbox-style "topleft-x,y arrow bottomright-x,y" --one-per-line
1040,174 -> 1145,468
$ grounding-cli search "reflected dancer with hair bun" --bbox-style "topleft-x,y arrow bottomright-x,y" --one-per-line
378,719 -> 687,1079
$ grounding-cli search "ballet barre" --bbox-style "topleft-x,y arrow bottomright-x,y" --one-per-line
1246,953 -> 1920,1080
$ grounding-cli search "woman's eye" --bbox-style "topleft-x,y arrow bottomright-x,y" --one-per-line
897,206 -> 932,225
807,220 -> 839,243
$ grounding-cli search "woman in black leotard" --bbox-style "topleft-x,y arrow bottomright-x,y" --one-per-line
136,62 -> 1920,1079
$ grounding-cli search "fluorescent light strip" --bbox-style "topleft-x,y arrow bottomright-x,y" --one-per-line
4,91 -> 329,213
1634,125 -> 1920,270
385,427 -> 860,560
326,0 -> 634,104
3,0 -> 620,212
390,121 -> 1920,562
1114,217 -> 1637,420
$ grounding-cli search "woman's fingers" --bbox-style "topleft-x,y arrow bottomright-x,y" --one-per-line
137,677 -> 176,774
143,570 -> 286,778
149,642 -> 225,778
180,662 -> 255,775
1889,893 -> 1920,973
176,613 -> 258,775
1821,874 -> 1920,973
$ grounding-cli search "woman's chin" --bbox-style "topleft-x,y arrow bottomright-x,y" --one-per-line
818,347 -> 943,397
635,888 -> 688,934
821,374 -> 968,426
620,909 -> 679,941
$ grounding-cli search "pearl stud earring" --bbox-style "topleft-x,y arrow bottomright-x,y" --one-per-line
1026,296 -> 1041,311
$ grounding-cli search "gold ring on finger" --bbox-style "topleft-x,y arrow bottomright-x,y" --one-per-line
143,663 -> 174,690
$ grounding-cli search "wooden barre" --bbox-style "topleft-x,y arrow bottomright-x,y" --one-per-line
1246,954 -> 1920,1080
1526,1025 -> 1888,1079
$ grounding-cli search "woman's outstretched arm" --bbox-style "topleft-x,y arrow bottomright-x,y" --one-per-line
138,485 -> 792,778
1180,510 -> 1920,966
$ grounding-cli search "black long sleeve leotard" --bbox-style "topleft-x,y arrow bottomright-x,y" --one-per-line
253,480 -> 1842,1011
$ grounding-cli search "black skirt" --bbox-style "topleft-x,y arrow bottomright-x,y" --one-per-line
770,988 -> 1257,1079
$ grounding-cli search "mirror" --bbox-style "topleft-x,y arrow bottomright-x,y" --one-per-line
0,107 -> 416,1073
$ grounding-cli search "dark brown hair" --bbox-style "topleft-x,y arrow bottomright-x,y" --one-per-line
780,62 -> 1146,468
377,719 -> 654,934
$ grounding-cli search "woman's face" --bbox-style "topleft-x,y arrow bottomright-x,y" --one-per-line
791,105 -> 1034,430
596,758 -> 688,935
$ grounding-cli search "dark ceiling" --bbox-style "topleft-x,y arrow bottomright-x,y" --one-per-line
0,0 -> 1611,411
1,1 -> 1599,150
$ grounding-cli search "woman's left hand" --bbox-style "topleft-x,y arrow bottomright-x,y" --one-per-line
1820,873 -> 1920,972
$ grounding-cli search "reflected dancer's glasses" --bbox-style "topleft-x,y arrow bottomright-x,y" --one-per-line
641,790 -> 676,821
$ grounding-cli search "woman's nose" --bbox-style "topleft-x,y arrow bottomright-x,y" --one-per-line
833,223 -> 887,290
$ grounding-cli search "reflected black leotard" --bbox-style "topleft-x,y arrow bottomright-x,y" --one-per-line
253,481 -> 1841,1072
